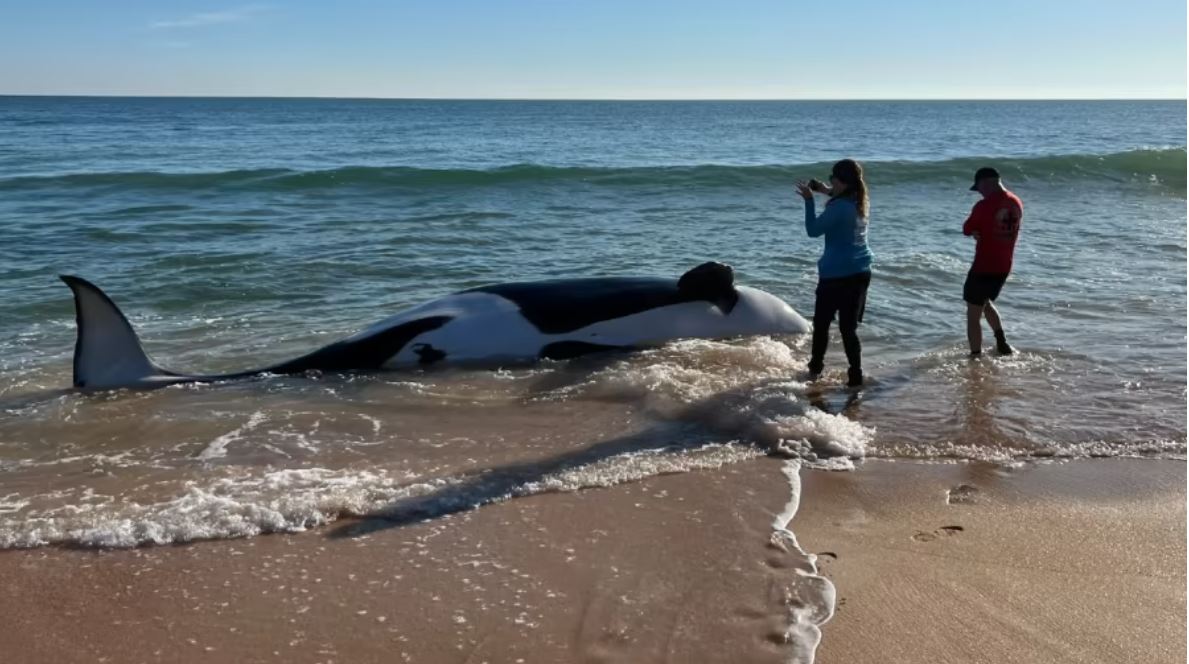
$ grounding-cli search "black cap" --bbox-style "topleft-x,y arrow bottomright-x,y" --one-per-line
970,167 -> 1000,191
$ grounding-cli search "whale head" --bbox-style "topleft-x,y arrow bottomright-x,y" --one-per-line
729,285 -> 811,336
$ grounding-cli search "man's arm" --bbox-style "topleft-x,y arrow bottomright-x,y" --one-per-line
962,202 -> 982,237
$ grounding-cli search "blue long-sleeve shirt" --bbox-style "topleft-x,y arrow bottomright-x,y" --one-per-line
804,196 -> 873,279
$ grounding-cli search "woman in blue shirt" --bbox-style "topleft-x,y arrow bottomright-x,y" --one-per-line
795,159 -> 873,387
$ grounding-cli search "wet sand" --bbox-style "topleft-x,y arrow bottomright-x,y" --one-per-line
805,459 -> 1186,664
0,458 -> 1183,664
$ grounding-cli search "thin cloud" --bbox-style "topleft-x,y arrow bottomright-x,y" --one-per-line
150,4 -> 268,30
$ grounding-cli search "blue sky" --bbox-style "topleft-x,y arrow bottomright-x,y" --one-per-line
1,1 -> 1184,98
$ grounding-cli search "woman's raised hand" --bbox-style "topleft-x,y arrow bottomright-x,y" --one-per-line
795,181 -> 814,200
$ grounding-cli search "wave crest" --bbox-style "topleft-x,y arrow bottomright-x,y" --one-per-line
2,148 -> 1183,192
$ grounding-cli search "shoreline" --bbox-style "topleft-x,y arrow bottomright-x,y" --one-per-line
1,457 -> 1183,663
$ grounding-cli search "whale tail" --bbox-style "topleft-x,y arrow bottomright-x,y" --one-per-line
60,276 -> 180,390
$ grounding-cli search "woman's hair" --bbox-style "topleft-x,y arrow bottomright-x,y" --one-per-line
831,159 -> 869,219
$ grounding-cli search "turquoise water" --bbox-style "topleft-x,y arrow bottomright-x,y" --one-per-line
0,98 -> 1184,548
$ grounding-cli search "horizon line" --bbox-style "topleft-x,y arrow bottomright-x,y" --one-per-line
1,93 -> 1184,102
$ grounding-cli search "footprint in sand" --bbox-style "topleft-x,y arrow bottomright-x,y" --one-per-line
946,484 -> 980,505
911,525 -> 965,542
814,552 -> 838,577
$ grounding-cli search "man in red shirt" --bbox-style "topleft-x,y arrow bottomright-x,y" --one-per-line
962,167 -> 1021,357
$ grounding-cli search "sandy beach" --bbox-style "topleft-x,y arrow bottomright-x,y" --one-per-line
1,457 -> 1181,664
806,459 -> 1185,663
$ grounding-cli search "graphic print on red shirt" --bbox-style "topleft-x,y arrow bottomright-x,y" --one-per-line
963,190 -> 1022,274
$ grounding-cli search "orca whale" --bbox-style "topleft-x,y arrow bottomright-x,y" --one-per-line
60,262 -> 809,390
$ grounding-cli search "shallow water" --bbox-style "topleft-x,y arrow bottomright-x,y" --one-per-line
0,98 -> 1184,549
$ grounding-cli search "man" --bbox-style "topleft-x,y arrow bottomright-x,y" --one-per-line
962,167 -> 1021,357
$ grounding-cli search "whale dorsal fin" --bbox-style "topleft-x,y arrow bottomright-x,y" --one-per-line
60,275 -> 173,389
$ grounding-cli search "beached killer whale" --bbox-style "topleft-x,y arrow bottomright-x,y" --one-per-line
61,262 -> 809,390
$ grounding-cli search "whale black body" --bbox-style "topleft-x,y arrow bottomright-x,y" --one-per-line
61,262 -> 810,390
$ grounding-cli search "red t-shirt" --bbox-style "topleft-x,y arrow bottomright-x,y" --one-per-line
963,189 -> 1022,274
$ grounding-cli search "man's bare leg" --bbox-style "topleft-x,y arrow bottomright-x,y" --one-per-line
966,303 -> 984,355
983,301 -> 1014,355
983,301 -> 1003,333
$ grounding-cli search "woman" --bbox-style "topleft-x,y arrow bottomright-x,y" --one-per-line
795,159 -> 873,387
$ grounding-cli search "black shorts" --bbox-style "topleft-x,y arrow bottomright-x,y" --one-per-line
815,271 -> 871,325
963,271 -> 1009,306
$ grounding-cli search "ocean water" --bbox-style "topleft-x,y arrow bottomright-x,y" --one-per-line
0,98 -> 1184,550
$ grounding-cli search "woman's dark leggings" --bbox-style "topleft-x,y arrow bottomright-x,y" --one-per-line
808,271 -> 871,374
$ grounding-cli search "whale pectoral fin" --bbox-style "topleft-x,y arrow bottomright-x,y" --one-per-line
712,292 -> 739,315
678,262 -> 739,314
60,275 -> 175,390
